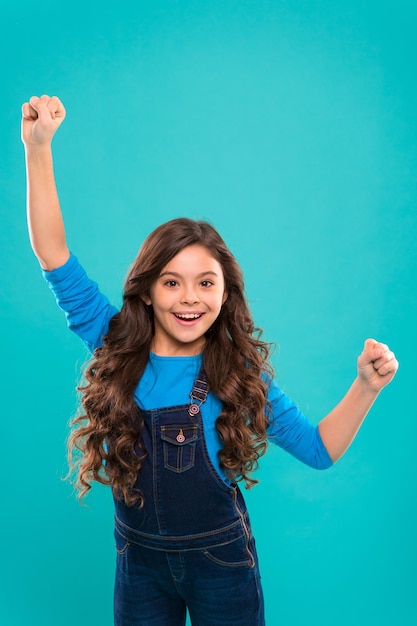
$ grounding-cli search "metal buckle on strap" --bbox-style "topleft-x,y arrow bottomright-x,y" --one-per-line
189,373 -> 209,416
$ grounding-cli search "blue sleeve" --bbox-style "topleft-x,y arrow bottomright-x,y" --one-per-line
42,254 -> 119,352
267,378 -> 333,470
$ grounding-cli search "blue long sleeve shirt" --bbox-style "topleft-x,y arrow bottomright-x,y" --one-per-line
43,254 -> 333,483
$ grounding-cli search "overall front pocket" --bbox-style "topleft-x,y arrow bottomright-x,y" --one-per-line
160,424 -> 198,473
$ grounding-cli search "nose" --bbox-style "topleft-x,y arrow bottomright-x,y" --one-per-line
180,285 -> 199,305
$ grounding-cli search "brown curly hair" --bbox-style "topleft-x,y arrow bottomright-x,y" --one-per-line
68,218 -> 274,505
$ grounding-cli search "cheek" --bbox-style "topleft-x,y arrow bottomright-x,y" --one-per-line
214,293 -> 227,312
218,283 -> 228,306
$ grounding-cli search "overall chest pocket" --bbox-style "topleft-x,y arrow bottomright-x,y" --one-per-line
160,424 -> 198,473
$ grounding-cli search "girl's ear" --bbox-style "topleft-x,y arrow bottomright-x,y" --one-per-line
222,290 -> 228,305
140,293 -> 152,306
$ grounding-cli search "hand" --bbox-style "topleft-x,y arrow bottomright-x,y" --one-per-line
357,338 -> 398,393
21,95 -> 66,147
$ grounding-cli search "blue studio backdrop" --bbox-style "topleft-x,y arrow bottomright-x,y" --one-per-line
1,1 -> 416,624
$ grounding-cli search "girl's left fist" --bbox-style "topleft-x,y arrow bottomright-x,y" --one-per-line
357,338 -> 399,392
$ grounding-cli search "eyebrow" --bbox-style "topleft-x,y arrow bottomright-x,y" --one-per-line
159,271 -> 219,278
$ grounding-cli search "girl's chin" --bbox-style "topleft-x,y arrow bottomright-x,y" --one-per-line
151,331 -> 206,356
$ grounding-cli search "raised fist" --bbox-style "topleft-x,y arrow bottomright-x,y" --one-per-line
357,338 -> 398,392
21,95 -> 66,147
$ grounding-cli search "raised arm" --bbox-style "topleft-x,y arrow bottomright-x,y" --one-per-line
22,95 -> 69,271
318,338 -> 398,461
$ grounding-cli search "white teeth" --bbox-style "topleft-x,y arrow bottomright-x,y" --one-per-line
175,313 -> 201,320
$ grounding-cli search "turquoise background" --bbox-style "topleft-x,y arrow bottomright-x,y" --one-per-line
1,0 -> 416,624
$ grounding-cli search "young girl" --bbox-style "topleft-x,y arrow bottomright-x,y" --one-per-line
22,95 -> 398,626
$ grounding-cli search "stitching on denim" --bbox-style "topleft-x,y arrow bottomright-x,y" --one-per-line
232,490 -> 255,568
152,416 -> 164,535
197,410 -> 235,493
163,443 -> 196,473
115,542 -> 130,556
160,424 -> 198,444
202,549 -> 252,568
115,531 -> 247,554
165,552 -> 185,583
115,515 -> 244,542
114,528 -> 131,555
161,423 -> 198,473
163,438 -> 196,473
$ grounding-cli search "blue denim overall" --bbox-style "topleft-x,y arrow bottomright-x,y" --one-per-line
113,371 -> 265,626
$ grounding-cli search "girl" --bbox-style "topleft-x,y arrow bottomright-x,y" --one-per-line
22,95 -> 398,626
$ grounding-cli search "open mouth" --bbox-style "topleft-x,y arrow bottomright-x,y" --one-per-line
173,313 -> 203,320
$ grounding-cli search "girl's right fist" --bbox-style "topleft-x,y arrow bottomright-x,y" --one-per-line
21,95 -> 66,147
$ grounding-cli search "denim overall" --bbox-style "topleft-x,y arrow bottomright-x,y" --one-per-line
113,371 -> 265,626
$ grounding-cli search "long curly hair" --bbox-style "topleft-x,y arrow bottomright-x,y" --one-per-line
68,218 -> 274,505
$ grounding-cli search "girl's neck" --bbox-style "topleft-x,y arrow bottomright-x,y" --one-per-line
150,338 -> 206,357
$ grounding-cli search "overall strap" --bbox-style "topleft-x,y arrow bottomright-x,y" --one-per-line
189,369 -> 209,416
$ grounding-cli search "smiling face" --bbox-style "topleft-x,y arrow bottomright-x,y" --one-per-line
143,244 -> 228,356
